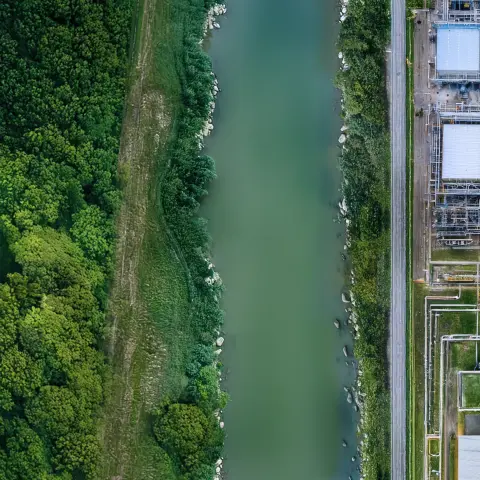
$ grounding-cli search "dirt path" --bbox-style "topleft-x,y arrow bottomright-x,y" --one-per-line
98,0 -> 189,478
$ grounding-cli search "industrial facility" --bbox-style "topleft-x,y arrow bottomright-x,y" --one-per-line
429,104 -> 480,247
413,5 -> 480,480
440,0 -> 480,22
434,26 -> 480,83
458,436 -> 480,480
428,13 -> 480,247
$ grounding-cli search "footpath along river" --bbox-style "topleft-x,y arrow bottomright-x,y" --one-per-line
202,1 -> 359,478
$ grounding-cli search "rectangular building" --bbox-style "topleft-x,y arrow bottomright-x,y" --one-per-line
436,27 -> 480,77
442,124 -> 480,180
459,436 -> 480,480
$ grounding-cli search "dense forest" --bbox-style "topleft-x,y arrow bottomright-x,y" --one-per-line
336,0 -> 391,478
0,0 -> 132,477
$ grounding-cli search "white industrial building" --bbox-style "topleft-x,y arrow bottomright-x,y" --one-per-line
435,27 -> 480,82
442,124 -> 480,179
458,436 -> 480,480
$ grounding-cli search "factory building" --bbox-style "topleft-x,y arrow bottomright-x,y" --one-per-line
442,124 -> 480,179
434,26 -> 480,83
458,436 -> 480,480
429,104 -> 480,246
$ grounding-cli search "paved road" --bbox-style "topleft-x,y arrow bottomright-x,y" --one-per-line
390,0 -> 407,479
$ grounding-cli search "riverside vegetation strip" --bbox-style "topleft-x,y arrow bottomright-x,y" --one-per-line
101,0 -> 228,478
336,0 -> 391,477
0,0 -> 226,479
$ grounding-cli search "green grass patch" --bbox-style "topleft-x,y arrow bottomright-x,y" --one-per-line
432,249 -> 480,262
452,342 -> 478,372
412,284 -> 427,480
461,374 -> 480,408
406,13 -> 416,480
98,0 -> 193,477
407,0 -> 432,7
449,436 -> 456,480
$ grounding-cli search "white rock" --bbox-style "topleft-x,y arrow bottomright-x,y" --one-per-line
216,467 -> 221,474
339,133 -> 347,144
220,421 -> 225,429
214,349 -> 222,355
216,459 -> 223,466
338,51 -> 343,59
216,337 -> 225,347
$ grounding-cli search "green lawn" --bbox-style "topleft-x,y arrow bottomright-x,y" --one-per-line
452,343 -> 477,372
412,284 -> 427,480
431,249 -> 480,262
461,374 -> 480,408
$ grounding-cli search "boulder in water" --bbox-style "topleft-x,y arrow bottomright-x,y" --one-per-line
216,337 -> 225,347
343,346 -> 348,357
334,319 -> 341,329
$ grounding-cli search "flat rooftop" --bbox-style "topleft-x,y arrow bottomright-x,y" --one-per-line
442,124 -> 480,180
437,28 -> 480,74
459,436 -> 480,480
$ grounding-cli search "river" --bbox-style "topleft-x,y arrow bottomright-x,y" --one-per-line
202,1 -> 358,478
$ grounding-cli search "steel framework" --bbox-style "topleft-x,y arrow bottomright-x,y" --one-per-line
429,104 -> 480,243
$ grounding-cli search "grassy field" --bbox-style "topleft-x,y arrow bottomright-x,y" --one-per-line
431,249 -> 480,262
412,284 -> 427,480
461,374 -> 480,408
98,0 -> 198,478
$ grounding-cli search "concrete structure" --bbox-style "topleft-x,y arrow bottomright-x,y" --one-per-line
458,436 -> 480,480
442,124 -> 480,179
437,28 -> 480,76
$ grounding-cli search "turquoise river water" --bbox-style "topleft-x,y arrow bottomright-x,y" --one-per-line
202,1 -> 359,478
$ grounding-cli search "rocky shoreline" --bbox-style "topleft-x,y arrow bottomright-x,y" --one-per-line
200,4 -> 228,480
336,0 -> 371,478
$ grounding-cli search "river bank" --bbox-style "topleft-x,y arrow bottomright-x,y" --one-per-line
336,0 -> 391,478
99,0 -> 229,477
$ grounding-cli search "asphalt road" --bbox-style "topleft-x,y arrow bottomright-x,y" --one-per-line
390,0 -> 407,479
